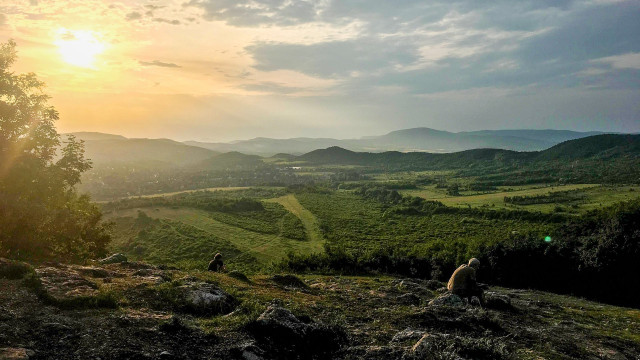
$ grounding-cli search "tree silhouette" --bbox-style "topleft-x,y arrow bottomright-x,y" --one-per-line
0,40 -> 110,260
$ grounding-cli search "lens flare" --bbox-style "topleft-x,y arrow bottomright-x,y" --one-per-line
54,29 -> 106,68
544,236 -> 552,243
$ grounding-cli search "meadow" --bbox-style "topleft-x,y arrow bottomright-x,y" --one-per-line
400,183 -> 639,213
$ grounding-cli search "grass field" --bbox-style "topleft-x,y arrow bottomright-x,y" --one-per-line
106,205 -> 323,271
401,184 -> 640,213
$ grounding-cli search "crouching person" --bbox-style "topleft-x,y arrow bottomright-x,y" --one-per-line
447,258 -> 486,306
208,253 -> 226,272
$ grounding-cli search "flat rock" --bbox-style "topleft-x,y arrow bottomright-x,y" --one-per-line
35,266 -> 99,302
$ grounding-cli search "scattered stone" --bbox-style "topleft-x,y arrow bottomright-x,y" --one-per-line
428,293 -> 464,307
397,293 -> 421,306
246,303 -> 347,358
0,348 -> 34,360
390,328 -> 425,344
485,292 -> 512,310
270,274 -> 308,289
0,258 -> 33,280
99,253 -> 127,264
178,282 -> 236,315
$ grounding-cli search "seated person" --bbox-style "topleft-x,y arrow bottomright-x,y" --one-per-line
447,258 -> 485,305
208,253 -> 226,272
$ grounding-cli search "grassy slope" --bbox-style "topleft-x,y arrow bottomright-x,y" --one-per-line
107,206 -> 321,271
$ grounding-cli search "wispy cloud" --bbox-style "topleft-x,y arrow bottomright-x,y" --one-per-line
139,60 -> 181,68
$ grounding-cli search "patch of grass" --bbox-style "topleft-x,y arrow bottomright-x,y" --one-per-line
0,259 -> 34,279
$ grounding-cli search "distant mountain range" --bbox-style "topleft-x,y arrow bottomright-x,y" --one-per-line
183,128 -> 607,155
67,128 -> 610,165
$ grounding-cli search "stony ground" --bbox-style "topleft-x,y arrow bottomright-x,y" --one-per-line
0,258 -> 639,360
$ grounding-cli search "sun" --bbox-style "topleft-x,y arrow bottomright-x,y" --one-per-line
54,29 -> 106,68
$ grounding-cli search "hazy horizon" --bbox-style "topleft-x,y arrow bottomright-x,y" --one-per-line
2,0 -> 639,142
66,127 -> 623,144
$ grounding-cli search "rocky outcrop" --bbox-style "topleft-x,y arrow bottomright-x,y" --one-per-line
35,266 -> 99,302
246,303 -> 347,359
178,281 -> 237,315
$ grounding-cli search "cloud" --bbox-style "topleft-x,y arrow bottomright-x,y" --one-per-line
241,0 -> 640,96
139,60 -> 181,68
125,11 -> 142,21
153,18 -> 180,25
184,0 -> 319,26
248,37 -> 419,77
593,53 -> 640,70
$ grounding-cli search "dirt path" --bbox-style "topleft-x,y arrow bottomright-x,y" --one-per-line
267,194 -> 325,251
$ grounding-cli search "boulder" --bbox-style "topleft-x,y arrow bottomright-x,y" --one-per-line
428,293 -> 464,307
485,292 -> 512,310
246,303 -> 347,359
178,282 -> 236,315
99,253 -> 127,264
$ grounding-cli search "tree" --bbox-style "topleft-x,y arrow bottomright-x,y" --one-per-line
0,40 -> 111,261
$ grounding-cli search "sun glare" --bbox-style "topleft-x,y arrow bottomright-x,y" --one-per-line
54,29 -> 106,68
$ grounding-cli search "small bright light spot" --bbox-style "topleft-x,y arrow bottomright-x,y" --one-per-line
54,29 -> 106,68
545,236 -> 552,243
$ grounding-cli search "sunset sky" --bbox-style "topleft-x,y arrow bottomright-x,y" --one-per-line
1,0 -> 639,141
